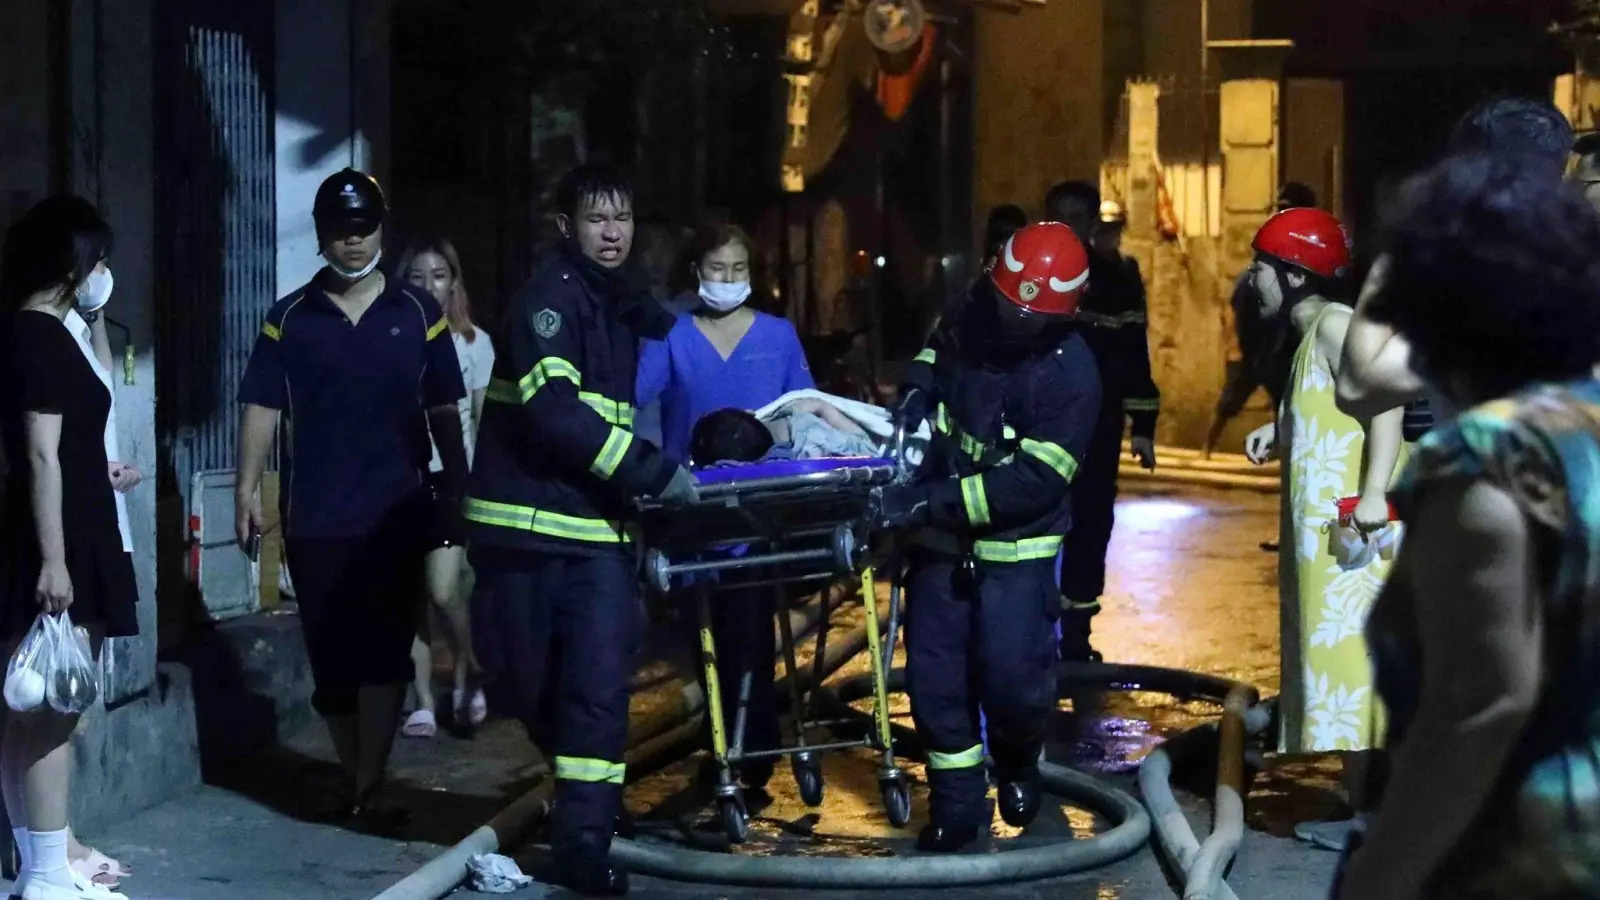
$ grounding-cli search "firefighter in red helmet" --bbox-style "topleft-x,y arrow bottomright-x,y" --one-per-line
874,222 -> 1103,852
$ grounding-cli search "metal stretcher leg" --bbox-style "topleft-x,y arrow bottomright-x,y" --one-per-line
696,584 -> 749,842
861,563 -> 912,827
778,587 -> 825,806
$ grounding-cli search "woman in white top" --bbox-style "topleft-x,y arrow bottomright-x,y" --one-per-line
397,238 -> 494,737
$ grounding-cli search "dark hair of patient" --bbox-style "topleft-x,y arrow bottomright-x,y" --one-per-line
690,409 -> 774,465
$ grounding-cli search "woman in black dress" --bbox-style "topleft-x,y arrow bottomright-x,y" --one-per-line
0,196 -> 134,900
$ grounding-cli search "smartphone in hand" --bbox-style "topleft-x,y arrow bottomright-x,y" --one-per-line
246,523 -> 262,563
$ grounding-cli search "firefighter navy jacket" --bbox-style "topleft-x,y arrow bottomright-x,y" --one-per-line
1077,253 -> 1161,440
466,244 -> 677,557
899,321 -> 1102,564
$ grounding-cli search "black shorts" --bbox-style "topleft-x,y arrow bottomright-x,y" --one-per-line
286,494 -> 428,716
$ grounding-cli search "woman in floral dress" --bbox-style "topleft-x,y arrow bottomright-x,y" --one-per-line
1242,208 -> 1406,845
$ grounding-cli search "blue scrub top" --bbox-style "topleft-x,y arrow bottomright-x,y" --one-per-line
636,309 -> 814,464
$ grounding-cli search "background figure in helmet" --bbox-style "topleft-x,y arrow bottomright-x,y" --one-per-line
980,204 -> 1028,270
1044,182 -> 1159,662
1203,182 -> 1318,460
235,168 -> 469,830
877,222 -> 1101,853
1240,207 -> 1406,852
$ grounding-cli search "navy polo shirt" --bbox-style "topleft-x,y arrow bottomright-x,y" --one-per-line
239,274 -> 466,538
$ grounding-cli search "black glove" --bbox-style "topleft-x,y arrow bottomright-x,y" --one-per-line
890,387 -> 931,435
655,466 -> 700,506
871,484 -> 932,530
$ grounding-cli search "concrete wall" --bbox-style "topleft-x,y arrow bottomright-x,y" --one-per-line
0,1 -> 53,221
971,0 -> 1103,228
274,0 -> 391,293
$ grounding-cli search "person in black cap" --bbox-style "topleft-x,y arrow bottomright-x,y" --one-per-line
234,168 -> 468,829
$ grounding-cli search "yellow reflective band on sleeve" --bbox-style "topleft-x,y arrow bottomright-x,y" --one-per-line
464,498 -> 627,544
960,475 -> 991,527
426,317 -> 449,341
934,404 -> 952,435
927,744 -> 985,771
261,321 -> 281,341
1123,398 -> 1161,412
591,426 -> 633,479
579,392 -> 636,427
974,535 -> 1063,564
1020,438 -> 1079,482
914,347 -> 937,365
515,357 -> 582,403
554,755 -> 626,785
1062,596 -> 1103,613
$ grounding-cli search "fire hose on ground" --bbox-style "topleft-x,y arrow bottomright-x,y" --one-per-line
377,599 -> 1271,898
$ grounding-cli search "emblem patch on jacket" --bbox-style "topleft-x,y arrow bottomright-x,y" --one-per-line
534,308 -> 562,339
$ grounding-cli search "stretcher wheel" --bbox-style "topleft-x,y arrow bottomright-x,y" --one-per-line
791,751 -> 825,807
719,794 -> 750,844
831,524 -> 857,572
881,777 -> 912,828
645,549 -> 672,596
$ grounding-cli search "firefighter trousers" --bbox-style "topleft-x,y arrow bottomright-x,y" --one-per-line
469,546 -> 638,852
1060,406 -> 1125,618
905,557 -> 1059,828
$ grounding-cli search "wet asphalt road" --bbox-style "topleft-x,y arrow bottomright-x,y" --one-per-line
65,484 -> 1342,900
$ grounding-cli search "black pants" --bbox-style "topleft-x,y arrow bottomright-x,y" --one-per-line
1060,408 -> 1124,615
285,496 -> 427,717
684,584 -> 780,786
905,558 -> 1058,828
469,546 -> 638,852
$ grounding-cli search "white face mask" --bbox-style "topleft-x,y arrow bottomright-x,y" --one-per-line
699,278 -> 752,313
326,250 -> 383,282
76,268 -> 114,313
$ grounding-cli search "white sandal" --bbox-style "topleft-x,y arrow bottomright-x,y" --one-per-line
401,708 -> 437,738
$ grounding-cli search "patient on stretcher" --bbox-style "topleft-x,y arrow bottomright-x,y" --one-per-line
690,400 -> 878,466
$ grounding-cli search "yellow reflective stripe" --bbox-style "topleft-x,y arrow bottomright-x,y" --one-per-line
1123,397 -> 1161,412
515,357 -> 582,403
934,404 -> 952,435
1062,596 -> 1102,612
463,497 -> 627,544
927,744 -> 985,771
974,535 -> 1063,564
579,392 -> 636,427
960,476 -> 991,527
554,755 -> 626,784
426,317 -> 449,340
1021,438 -> 1078,482
1002,424 -> 1016,441
261,321 -> 281,341
591,426 -> 633,479
914,347 -> 937,365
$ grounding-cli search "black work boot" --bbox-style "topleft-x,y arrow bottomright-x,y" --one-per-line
1057,607 -> 1103,663
551,832 -> 630,896
997,765 -> 1043,828
916,822 -> 982,853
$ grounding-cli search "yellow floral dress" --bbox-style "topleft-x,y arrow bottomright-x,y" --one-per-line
1277,304 -> 1406,753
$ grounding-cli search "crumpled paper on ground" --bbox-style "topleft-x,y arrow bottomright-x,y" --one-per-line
467,853 -> 534,893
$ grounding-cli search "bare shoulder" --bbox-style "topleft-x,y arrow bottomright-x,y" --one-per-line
1313,304 -> 1354,373
1409,475 -> 1528,557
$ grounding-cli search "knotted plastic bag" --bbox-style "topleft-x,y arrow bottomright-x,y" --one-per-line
4,615 -> 53,712
45,613 -> 98,715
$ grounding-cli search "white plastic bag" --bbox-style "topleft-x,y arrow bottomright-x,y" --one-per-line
1328,520 -> 1403,571
45,613 -> 98,715
4,615 -> 52,712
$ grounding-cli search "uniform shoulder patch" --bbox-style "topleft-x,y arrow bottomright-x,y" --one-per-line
534,307 -> 562,340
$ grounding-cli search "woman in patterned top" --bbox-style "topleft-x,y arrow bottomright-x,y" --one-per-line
1336,154 -> 1600,899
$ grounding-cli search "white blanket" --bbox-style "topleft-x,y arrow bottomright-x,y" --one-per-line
752,389 -> 931,464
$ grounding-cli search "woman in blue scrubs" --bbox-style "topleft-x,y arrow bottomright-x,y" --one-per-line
636,222 -> 813,800
636,222 -> 813,464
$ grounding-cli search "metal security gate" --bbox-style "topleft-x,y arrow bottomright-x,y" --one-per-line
153,1 -> 276,623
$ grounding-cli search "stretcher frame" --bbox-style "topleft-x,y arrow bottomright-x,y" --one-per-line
635,426 -> 915,843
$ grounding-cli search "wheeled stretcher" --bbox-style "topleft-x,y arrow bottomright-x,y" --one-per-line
636,437 -> 915,843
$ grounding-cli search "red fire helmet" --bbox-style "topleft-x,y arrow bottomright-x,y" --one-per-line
988,222 -> 1090,317
1251,208 -> 1351,280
